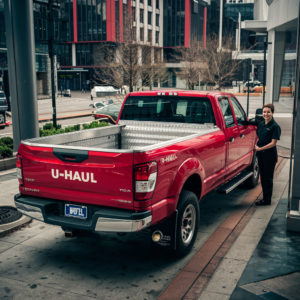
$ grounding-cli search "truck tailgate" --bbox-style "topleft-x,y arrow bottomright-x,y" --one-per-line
18,144 -> 134,209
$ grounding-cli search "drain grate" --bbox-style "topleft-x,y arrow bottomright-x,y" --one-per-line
0,208 -> 23,225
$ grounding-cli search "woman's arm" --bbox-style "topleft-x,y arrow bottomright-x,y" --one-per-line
255,139 -> 278,152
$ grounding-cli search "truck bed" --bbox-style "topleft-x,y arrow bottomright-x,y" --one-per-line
22,121 -> 219,152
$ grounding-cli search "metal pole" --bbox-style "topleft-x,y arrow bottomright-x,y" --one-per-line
238,12 -> 241,52
263,37 -> 267,105
49,0 -> 57,128
219,0 -> 223,50
4,0 -> 39,152
247,78 -> 250,116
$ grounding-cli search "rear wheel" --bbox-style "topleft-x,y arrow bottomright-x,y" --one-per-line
175,190 -> 200,256
243,154 -> 259,188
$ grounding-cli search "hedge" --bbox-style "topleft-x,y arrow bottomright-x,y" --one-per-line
0,137 -> 13,158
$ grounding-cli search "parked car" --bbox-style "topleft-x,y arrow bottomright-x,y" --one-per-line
94,104 -> 121,124
91,86 -> 119,100
243,81 -> 262,93
0,91 -> 8,129
14,91 -> 259,256
90,99 -> 114,109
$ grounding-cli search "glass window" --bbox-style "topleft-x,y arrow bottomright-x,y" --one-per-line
230,97 -> 247,124
156,0 -> 159,9
148,0 -> 152,6
219,98 -> 235,128
121,96 -> 216,124
148,30 -> 152,42
132,7 -> 136,21
140,28 -> 144,41
156,14 -> 159,26
148,11 -> 152,25
156,31 -> 159,44
140,9 -> 144,23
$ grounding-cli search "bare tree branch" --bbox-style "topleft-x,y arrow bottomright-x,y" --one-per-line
92,11 -> 167,92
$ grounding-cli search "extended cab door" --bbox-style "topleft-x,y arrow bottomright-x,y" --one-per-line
218,97 -> 240,175
229,96 -> 255,168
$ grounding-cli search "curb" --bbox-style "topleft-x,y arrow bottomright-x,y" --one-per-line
0,156 -> 16,172
0,205 -> 32,238
7,113 -> 94,126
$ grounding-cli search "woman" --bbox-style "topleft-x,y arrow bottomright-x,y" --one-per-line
255,103 -> 281,206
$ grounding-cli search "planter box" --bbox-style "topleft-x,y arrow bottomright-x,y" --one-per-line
0,156 -> 16,171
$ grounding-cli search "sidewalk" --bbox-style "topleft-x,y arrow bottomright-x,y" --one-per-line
157,156 -> 292,300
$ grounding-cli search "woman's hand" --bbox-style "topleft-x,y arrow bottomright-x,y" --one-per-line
255,145 -> 261,151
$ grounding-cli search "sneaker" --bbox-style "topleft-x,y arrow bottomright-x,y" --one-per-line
255,199 -> 271,206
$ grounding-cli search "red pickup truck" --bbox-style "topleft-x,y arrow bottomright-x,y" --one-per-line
14,91 -> 259,256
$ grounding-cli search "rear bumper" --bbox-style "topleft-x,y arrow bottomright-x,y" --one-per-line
14,193 -> 152,232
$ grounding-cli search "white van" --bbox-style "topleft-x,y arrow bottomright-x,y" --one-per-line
91,86 -> 120,100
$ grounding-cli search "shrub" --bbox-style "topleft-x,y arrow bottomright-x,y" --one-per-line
73,124 -> 80,131
0,146 -> 13,158
43,123 -> 54,130
82,121 -> 109,130
1,137 -> 13,148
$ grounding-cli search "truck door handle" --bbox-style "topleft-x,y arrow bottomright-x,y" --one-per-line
240,134 -> 244,139
53,148 -> 89,163
229,137 -> 234,142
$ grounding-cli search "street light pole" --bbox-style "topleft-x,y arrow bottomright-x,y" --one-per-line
234,9 -> 241,52
48,0 -> 57,128
219,0 -> 223,50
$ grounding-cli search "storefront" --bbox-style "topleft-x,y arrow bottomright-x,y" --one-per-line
58,68 -> 90,91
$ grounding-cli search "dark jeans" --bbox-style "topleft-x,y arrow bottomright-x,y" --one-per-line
257,153 -> 277,202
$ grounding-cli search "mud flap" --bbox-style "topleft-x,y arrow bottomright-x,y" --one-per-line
151,210 -> 178,250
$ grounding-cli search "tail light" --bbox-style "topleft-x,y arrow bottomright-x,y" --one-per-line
5,100 -> 7,105
16,154 -> 23,185
134,162 -> 157,200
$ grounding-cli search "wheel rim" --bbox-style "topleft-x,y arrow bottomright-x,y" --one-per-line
253,157 -> 259,179
181,204 -> 196,245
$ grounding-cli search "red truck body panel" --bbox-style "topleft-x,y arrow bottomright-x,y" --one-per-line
17,90 -> 257,227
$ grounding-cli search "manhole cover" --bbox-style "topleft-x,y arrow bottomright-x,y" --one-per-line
0,208 -> 23,225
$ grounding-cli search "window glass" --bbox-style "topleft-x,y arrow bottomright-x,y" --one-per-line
121,96 -> 216,124
219,98 -> 235,128
230,97 -> 247,125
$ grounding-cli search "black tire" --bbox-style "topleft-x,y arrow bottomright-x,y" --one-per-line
175,190 -> 200,256
0,125 -> 5,130
243,153 -> 259,188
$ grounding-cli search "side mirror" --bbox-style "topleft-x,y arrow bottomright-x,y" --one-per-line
255,108 -> 263,124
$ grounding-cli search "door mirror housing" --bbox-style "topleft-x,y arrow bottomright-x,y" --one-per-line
255,108 -> 264,124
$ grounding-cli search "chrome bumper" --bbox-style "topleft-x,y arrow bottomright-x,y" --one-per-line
15,202 -> 44,222
14,194 -> 152,232
95,215 -> 152,232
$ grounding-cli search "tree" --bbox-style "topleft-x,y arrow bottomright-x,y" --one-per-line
93,11 -> 167,92
199,34 -> 242,91
172,38 -> 206,90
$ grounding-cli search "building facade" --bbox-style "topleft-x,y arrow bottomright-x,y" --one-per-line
1,0 -> 244,92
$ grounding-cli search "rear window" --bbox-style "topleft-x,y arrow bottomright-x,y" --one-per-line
0,92 -> 5,98
121,96 -> 216,124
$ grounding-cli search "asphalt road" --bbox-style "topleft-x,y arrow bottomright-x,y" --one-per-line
1,92 -> 124,138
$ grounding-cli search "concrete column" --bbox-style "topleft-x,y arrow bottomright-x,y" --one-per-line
72,44 -> 76,66
273,32 -> 286,102
4,0 -> 39,151
266,30 -> 275,104
266,31 -> 286,103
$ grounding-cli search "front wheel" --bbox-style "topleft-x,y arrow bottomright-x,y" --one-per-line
175,190 -> 200,256
243,154 -> 259,188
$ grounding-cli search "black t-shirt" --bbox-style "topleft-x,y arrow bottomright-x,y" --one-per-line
256,118 -> 281,161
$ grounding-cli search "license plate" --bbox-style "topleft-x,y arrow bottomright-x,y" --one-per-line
65,204 -> 87,219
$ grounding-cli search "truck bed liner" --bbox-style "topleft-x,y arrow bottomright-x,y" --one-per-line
22,121 -> 219,153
